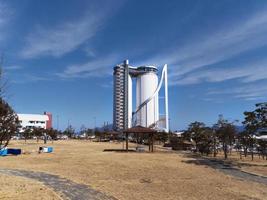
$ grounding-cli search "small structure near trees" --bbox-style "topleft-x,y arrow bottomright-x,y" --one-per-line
123,126 -> 157,152
103,126 -> 158,152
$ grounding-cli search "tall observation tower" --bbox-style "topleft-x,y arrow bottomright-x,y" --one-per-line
113,60 -> 169,132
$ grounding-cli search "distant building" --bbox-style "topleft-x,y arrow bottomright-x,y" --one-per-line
255,129 -> 267,141
173,131 -> 185,137
44,112 -> 52,129
17,112 -> 52,132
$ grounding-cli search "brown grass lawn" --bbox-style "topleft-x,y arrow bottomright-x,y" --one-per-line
0,174 -> 61,199
0,140 -> 266,200
205,151 -> 267,177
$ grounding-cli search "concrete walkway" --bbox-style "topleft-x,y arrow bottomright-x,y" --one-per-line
0,169 -> 117,200
182,154 -> 267,185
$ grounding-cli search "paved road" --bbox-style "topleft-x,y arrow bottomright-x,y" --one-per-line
0,169 -> 117,200
182,154 -> 267,185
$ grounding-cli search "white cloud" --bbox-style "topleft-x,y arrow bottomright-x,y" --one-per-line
20,1 -> 123,59
83,47 -> 96,58
0,2 -> 8,25
10,74 -> 50,84
139,9 -> 267,85
57,55 -> 119,78
0,1 -> 12,41
4,65 -> 22,70
21,13 -> 102,58
172,58 -> 267,85
207,83 -> 267,101
99,81 -> 113,88
59,8 -> 267,83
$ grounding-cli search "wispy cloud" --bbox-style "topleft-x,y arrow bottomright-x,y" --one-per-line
57,55 -> 119,78
83,47 -> 96,58
0,1 -> 9,25
10,74 -> 50,84
99,81 -> 113,88
172,58 -> 267,85
21,15 -> 102,58
4,65 -> 22,71
0,1 -> 12,41
57,8 -> 267,87
139,8 -> 267,85
20,2 -> 123,59
207,83 -> 267,101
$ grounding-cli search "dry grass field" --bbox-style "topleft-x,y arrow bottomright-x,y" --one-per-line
0,174 -> 61,199
205,151 -> 267,177
0,140 -> 266,200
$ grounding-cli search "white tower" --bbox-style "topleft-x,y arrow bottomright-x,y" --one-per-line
136,66 -> 159,127
113,60 -> 169,132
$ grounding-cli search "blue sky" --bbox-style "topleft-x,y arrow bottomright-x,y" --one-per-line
1,0 -> 267,131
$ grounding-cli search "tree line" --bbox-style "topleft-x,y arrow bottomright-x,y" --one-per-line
178,103 -> 267,160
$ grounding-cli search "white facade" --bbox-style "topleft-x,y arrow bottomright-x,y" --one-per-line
128,74 -> 132,128
255,135 -> 267,141
133,64 -> 169,132
255,129 -> 267,141
18,114 -> 49,131
136,70 -> 159,127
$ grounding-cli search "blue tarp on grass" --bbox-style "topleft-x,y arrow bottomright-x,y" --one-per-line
0,148 -> 22,156
0,148 -> 7,156
47,147 -> 53,153
39,146 -> 53,153
7,148 -> 21,155
43,147 -> 53,153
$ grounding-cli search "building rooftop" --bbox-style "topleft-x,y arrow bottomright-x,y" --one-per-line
17,114 -> 49,121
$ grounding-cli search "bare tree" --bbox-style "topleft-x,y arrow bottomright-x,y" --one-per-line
0,100 -> 19,148
185,121 -> 206,152
215,115 -> 237,159
0,55 -> 9,99
0,58 -> 19,149
240,103 -> 267,160
45,128 -> 59,141
22,127 -> 32,143
64,125 -> 75,138
32,127 -> 45,143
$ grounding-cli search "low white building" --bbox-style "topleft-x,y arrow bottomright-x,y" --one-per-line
17,113 -> 50,132
255,129 -> 267,141
173,131 -> 185,137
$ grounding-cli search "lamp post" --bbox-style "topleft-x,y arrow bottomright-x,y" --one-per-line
56,115 -> 59,130
93,117 -> 96,135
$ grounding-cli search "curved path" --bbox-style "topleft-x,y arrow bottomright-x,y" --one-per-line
0,169 -> 117,200
181,154 -> 267,185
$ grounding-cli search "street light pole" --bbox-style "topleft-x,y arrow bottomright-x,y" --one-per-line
93,117 -> 96,135
169,118 -> 171,133
56,115 -> 59,130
